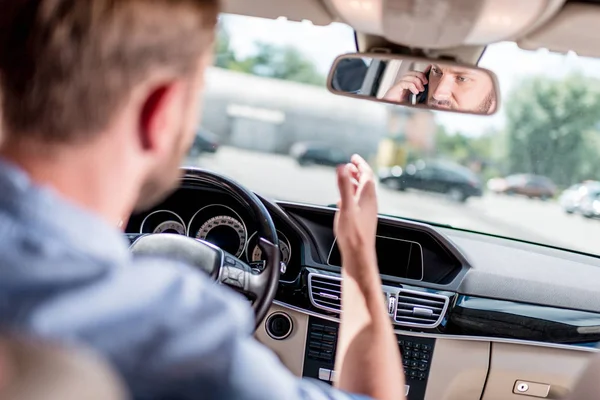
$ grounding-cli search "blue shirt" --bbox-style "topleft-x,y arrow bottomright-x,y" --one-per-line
0,159 -> 371,400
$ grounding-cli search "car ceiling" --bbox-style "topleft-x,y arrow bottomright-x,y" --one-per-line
222,0 -> 600,63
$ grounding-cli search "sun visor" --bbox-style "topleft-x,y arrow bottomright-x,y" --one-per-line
519,3 -> 600,58
222,0 -> 334,25
328,0 -> 564,49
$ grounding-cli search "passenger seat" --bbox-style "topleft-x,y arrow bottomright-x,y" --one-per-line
0,335 -> 127,400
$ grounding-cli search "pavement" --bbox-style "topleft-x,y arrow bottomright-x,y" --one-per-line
184,146 -> 600,256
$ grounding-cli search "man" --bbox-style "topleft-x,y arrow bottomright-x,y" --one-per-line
0,1 -> 404,399
383,64 -> 497,114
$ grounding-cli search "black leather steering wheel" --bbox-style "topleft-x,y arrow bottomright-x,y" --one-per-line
129,167 -> 281,328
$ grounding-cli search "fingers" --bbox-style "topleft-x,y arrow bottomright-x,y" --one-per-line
350,155 -> 377,208
351,154 -> 374,181
383,71 -> 428,101
400,75 -> 426,93
336,165 -> 355,211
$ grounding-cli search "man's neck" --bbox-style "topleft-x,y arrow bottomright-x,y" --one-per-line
0,139 -> 138,228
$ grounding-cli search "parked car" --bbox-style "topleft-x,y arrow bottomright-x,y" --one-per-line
290,142 -> 350,167
559,181 -> 600,214
487,174 -> 557,200
378,160 -> 483,202
189,129 -> 219,156
579,191 -> 600,218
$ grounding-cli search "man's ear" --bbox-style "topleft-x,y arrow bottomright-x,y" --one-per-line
139,83 -> 179,152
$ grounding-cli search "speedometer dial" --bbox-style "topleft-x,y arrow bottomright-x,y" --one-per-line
196,215 -> 247,257
153,220 -> 186,235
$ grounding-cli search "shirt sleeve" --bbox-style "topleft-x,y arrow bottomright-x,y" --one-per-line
29,257 -> 373,400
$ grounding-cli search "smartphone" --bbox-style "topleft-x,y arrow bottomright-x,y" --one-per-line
414,69 -> 430,104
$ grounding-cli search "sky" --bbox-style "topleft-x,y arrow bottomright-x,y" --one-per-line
222,14 -> 600,136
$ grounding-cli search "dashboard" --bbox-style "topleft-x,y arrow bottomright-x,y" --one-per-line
126,176 -> 600,400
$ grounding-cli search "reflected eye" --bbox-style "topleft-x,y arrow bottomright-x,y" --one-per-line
431,67 -> 442,75
457,76 -> 469,83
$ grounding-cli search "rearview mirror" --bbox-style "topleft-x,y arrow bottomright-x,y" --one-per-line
327,53 -> 500,116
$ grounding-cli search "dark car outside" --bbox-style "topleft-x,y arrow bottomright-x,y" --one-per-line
290,142 -> 350,167
189,129 -> 219,156
378,160 -> 483,202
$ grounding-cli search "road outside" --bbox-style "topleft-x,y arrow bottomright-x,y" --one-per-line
185,147 -> 600,256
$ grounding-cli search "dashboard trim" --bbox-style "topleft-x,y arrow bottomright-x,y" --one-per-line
272,300 -> 600,354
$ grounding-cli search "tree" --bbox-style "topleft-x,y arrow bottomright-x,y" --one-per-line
214,26 -> 237,70
213,27 -> 325,86
435,125 -> 505,180
505,74 -> 600,187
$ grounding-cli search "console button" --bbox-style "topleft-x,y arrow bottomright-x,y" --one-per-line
318,368 -> 331,381
330,371 -> 337,382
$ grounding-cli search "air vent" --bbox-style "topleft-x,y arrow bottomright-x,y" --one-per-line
394,289 -> 449,329
308,273 -> 342,313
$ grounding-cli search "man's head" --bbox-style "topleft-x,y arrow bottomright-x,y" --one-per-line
0,0 -> 219,213
426,64 -> 497,114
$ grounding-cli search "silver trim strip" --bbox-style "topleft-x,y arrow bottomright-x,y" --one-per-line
327,235 -> 425,281
272,300 -> 600,353
393,288 -> 450,329
308,273 -> 342,314
140,210 -> 186,235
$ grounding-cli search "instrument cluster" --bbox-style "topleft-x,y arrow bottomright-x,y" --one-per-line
139,204 -> 292,266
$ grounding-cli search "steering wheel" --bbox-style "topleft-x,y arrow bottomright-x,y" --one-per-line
128,167 -> 281,328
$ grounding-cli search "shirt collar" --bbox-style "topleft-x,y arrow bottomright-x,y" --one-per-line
0,158 -> 131,264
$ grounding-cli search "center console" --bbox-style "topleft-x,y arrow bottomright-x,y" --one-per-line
302,316 -> 435,400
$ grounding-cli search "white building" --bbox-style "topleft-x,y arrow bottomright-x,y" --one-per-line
201,67 -> 392,157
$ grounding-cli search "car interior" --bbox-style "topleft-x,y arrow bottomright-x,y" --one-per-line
9,0 -> 600,399
124,0 -> 600,399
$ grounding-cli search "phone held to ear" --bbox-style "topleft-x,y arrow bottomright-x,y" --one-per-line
413,69 -> 430,105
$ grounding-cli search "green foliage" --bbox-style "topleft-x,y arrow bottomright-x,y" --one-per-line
505,74 -> 600,187
433,74 -> 600,188
214,26 -> 325,86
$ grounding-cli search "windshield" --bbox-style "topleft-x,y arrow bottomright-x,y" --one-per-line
184,14 -> 600,257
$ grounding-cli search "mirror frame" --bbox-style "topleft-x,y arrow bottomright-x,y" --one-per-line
326,52 -> 502,116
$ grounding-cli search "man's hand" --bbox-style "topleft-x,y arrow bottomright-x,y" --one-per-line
334,155 -> 378,256
333,155 -> 406,400
383,65 -> 431,103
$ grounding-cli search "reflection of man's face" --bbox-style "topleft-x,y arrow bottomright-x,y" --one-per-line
427,64 -> 496,113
